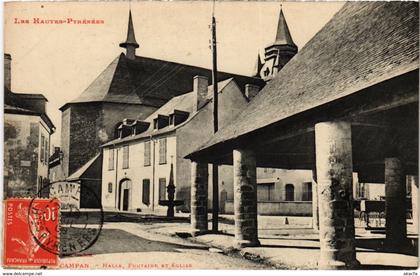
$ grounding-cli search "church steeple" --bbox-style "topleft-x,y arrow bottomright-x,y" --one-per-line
259,5 -> 298,81
274,8 -> 297,48
119,10 -> 139,60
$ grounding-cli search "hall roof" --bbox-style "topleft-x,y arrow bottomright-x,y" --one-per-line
187,2 -> 419,159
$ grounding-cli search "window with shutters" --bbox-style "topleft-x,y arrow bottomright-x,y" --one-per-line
122,145 -> 129,169
142,179 -> 150,205
40,135 -> 45,163
144,141 -> 151,166
159,138 -> 167,164
159,178 -> 166,200
257,183 -> 275,201
108,149 -> 114,171
302,182 -> 312,201
44,139 -> 49,165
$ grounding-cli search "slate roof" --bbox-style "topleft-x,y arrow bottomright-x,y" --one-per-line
101,78 -> 233,147
61,53 -> 264,110
4,87 -> 55,131
67,153 -> 100,181
187,2 -> 419,159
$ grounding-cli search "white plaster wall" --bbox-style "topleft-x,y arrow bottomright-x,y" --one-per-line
176,80 -> 248,211
101,135 -> 176,213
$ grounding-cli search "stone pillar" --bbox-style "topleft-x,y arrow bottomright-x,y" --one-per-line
410,176 -> 419,234
191,161 -> 208,236
315,121 -> 359,269
385,158 -> 407,245
312,169 -> 319,231
233,149 -> 260,248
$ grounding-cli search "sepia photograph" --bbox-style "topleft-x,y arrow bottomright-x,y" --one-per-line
1,0 -> 419,272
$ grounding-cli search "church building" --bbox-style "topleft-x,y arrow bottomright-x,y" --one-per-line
51,10 -> 264,206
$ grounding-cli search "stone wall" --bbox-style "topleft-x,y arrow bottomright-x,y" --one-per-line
61,102 -> 157,178
68,103 -> 103,175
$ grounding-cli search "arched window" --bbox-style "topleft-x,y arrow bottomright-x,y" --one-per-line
285,184 -> 295,201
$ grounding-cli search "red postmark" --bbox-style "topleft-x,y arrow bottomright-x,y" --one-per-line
3,198 -> 59,267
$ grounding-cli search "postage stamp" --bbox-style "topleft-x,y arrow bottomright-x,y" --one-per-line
3,198 -> 59,268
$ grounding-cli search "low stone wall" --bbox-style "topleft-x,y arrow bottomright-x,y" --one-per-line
224,200 -> 313,216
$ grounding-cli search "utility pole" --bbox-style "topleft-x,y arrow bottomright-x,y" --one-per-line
211,1 -> 219,233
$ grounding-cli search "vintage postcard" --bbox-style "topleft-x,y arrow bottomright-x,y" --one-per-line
2,0 -> 419,272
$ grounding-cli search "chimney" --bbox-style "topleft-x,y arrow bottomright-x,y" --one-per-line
245,84 -> 260,101
193,75 -> 209,111
4,54 -> 11,90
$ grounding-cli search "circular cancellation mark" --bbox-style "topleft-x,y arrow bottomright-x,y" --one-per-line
28,182 -> 104,257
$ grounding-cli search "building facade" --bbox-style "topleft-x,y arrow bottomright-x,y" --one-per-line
4,53 -> 55,198
101,77 -> 257,213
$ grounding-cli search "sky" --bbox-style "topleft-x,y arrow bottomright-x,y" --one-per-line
4,1 -> 345,148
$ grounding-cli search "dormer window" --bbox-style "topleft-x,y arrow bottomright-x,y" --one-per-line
133,121 -> 150,135
169,109 -> 189,126
115,119 -> 150,138
153,118 -> 158,130
117,124 -> 132,139
153,115 -> 169,130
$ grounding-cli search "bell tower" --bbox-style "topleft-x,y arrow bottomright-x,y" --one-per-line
119,10 -> 139,60
259,6 -> 298,81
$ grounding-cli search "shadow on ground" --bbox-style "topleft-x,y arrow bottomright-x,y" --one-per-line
356,237 -> 418,256
61,211 -> 190,224
357,264 -> 418,270
61,228 -> 208,258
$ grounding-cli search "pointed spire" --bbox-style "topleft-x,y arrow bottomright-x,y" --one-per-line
261,5 -> 298,81
119,10 -> 139,60
274,7 -> 296,47
253,53 -> 263,78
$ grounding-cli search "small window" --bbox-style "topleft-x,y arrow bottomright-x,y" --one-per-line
108,149 -> 114,171
108,182 -> 113,193
159,138 -> 167,164
159,178 -> 166,200
144,141 -> 151,166
285,184 -> 295,201
122,145 -> 129,169
142,179 -> 150,205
